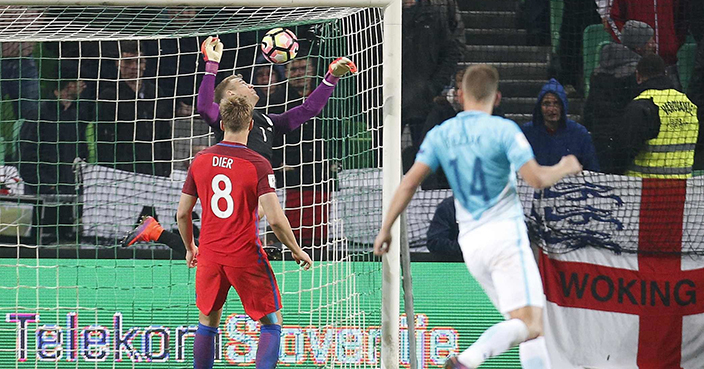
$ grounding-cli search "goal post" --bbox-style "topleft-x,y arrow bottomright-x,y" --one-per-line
0,1 -> 402,368
381,0 -> 402,368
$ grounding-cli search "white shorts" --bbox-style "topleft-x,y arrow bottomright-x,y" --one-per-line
458,218 -> 544,316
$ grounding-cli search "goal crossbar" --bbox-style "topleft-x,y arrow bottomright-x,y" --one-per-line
1,0 -> 392,7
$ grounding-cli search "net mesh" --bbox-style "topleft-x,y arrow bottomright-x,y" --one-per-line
0,5 -> 385,368
0,6 -> 362,41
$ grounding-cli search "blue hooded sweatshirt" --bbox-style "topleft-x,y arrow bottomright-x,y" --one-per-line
521,79 -> 600,171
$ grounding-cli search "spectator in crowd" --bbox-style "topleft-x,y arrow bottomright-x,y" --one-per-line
421,69 -> 504,143
18,77 -> 88,242
556,0 -> 602,94
96,40 -> 173,177
412,68 -> 504,189
286,56 -> 316,101
157,34 -> 202,118
0,7 -> 41,161
254,56 -> 298,114
426,196 -> 462,258
43,41 -> 102,103
152,14 -> 206,172
160,8 -> 202,99
402,0 -> 465,149
0,7 -> 40,121
522,78 -> 600,171
280,56 -> 331,246
609,0 -> 689,85
617,54 -> 699,178
583,20 -> 655,173
270,55 -> 314,173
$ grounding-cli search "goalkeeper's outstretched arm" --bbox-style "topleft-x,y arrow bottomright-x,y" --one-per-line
269,57 -> 357,133
196,36 -> 357,133
196,36 -> 223,127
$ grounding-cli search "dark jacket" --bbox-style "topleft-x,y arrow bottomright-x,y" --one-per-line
583,43 -> 641,173
426,196 -> 462,257
615,76 -> 677,174
521,79 -> 600,171
19,100 -> 89,194
96,80 -> 173,177
688,41 -> 704,170
402,0 -> 465,122
272,93 -> 330,189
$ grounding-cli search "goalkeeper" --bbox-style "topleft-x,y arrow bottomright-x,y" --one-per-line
121,36 -> 356,257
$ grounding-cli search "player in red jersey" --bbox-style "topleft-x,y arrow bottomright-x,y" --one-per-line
177,95 -> 312,369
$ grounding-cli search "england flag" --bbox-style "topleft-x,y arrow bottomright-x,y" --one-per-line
533,174 -> 704,368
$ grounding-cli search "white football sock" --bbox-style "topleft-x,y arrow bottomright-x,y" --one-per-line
519,336 -> 551,369
457,319 -> 529,368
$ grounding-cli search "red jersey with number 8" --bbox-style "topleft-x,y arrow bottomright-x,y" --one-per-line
182,141 -> 275,267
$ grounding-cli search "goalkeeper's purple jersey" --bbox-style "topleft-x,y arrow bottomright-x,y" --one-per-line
196,61 -> 339,163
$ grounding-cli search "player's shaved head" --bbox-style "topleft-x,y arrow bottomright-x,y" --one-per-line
462,64 -> 499,102
219,95 -> 253,133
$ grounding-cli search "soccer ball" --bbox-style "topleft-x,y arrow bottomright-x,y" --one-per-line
260,28 -> 299,64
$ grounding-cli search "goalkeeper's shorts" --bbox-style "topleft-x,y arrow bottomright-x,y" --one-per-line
196,256 -> 282,321
458,218 -> 545,317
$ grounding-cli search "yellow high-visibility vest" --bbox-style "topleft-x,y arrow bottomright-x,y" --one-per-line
625,89 -> 699,179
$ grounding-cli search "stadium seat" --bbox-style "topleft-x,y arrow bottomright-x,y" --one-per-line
343,121 -> 373,169
678,42 -> 697,92
86,122 -> 97,164
323,120 -> 373,170
583,24 -> 613,97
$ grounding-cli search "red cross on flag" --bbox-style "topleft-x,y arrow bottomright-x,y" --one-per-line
535,177 -> 704,368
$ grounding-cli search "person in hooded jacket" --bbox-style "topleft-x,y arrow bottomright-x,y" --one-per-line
521,78 -> 599,171
583,20 -> 656,173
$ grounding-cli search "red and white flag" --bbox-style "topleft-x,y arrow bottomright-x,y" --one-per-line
533,174 -> 704,369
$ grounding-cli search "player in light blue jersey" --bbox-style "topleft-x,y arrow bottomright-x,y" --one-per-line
374,65 -> 582,369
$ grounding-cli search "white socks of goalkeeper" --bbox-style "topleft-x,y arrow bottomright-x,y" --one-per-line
457,319 -> 529,368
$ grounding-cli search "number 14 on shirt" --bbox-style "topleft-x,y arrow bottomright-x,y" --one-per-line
449,157 -> 489,204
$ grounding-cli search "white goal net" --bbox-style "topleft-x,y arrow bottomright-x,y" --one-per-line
0,5 -> 387,368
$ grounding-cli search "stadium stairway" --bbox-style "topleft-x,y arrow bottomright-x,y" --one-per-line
459,0 -> 583,124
